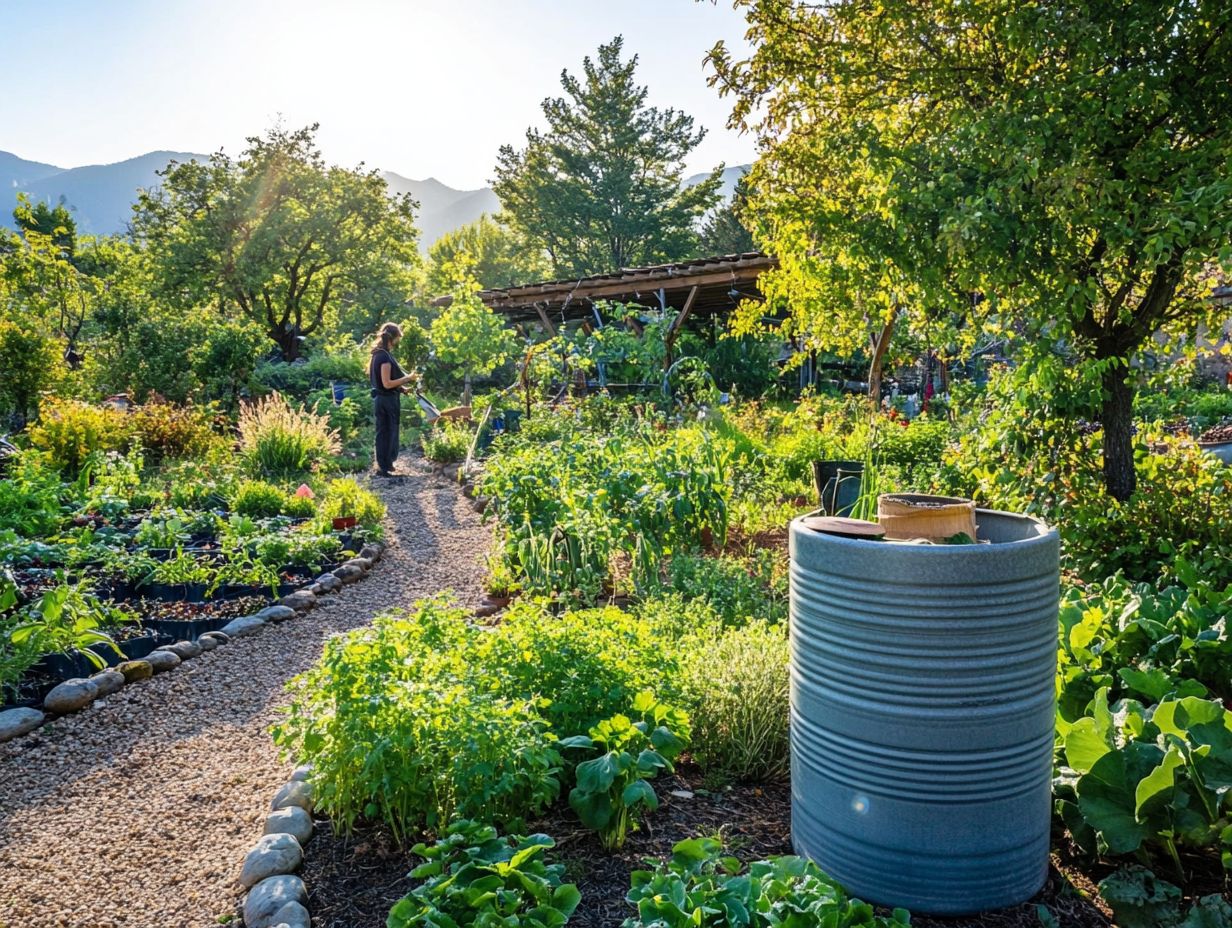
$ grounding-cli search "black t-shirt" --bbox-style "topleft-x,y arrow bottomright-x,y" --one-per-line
370,349 -> 406,396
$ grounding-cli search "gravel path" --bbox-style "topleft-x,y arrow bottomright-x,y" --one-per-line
0,458 -> 489,928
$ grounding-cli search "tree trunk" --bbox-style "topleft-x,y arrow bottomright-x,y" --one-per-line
867,312 -> 898,405
1101,361 -> 1137,502
272,328 -> 301,362
463,371 -> 472,407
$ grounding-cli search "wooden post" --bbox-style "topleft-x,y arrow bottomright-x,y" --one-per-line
534,303 -> 557,338
664,285 -> 699,371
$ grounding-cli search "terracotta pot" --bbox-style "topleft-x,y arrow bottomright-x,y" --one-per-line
332,516 -> 357,531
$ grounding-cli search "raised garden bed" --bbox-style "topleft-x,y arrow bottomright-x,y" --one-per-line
296,770 -> 1120,928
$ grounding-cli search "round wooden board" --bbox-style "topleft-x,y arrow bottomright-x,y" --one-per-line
801,516 -> 886,539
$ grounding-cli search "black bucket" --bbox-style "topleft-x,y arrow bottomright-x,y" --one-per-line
811,460 -> 864,517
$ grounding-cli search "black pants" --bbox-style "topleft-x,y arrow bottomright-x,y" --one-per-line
374,393 -> 401,472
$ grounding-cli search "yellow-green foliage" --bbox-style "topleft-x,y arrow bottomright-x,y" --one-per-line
320,477 -> 385,528
238,392 -> 340,476
28,399 -> 130,475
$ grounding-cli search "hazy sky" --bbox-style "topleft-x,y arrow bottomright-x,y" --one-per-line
0,0 -> 757,188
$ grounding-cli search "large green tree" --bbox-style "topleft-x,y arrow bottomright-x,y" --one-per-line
425,213 -> 550,294
698,175 -> 756,257
133,124 -> 420,360
494,36 -> 723,278
710,0 -> 1232,500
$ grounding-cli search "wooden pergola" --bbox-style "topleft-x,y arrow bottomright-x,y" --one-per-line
432,252 -> 777,347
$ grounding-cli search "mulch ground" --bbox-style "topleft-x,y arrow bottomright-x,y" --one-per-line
302,767 -> 1125,928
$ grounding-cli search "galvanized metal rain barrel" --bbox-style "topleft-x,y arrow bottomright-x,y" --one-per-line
788,509 -> 1059,915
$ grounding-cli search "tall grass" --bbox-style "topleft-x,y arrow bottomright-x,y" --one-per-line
238,393 -> 340,477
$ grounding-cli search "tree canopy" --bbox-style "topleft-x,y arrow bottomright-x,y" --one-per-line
494,36 -> 723,279
710,0 -> 1232,499
132,124 -> 421,361
426,213 -> 550,295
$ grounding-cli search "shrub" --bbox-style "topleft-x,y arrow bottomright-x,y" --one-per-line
0,320 -> 59,423
280,493 -> 316,518
237,392 -> 340,477
0,455 -> 64,536
477,602 -> 683,736
678,622 -> 790,782
319,478 -> 385,528
127,400 -> 215,462
273,598 -> 562,844
422,420 -> 473,463
28,399 -> 129,475
230,480 -> 287,519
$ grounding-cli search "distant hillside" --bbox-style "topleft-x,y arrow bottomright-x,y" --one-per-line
2,148 -> 751,247
2,150 -> 206,236
382,172 -> 500,249
684,164 -> 750,202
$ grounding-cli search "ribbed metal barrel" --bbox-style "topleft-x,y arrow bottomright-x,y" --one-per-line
789,510 -> 1059,915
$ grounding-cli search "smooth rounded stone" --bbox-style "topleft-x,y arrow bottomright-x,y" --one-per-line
472,496 -> 489,514
332,564 -> 364,584
0,707 -> 45,742
145,650 -> 182,673
43,678 -> 100,714
258,604 -> 299,622
269,900 -> 311,928
90,669 -> 126,697
264,805 -> 313,845
270,779 -> 314,813
116,659 -> 154,682
305,582 -> 323,596
314,573 -> 342,593
196,635 -> 220,652
243,874 -> 308,928
199,630 -> 230,646
473,603 -> 500,619
461,483 -> 477,499
277,591 -> 316,613
289,764 -> 312,782
221,614 -> 267,638
239,833 -> 304,888
164,640 -> 203,659
342,556 -> 373,571
360,543 -> 382,562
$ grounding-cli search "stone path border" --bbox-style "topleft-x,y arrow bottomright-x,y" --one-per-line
0,543 -> 386,749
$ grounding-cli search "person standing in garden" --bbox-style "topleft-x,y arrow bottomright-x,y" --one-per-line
369,322 -> 415,477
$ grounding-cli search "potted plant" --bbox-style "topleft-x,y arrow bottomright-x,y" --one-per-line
1197,422 -> 1232,464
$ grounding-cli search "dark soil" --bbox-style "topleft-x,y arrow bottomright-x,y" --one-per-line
302,770 -> 1123,928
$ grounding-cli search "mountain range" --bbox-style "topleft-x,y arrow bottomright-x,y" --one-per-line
1,149 -> 748,249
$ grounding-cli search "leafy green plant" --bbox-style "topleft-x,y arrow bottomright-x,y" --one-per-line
280,492 -> 316,518
475,602 -> 683,737
623,837 -> 910,928
560,693 -> 690,850
422,421 -> 473,463
1097,867 -> 1232,928
319,478 -> 386,529
237,392 -> 341,476
134,511 -> 191,549
678,622 -> 789,782
127,400 -> 215,463
1056,690 -> 1232,879
230,480 -> 288,519
27,398 -> 130,476
387,820 -> 581,928
273,598 -> 562,845
6,577 -> 135,680
0,455 -> 64,537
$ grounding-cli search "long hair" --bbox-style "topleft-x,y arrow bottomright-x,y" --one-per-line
370,322 -> 402,354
